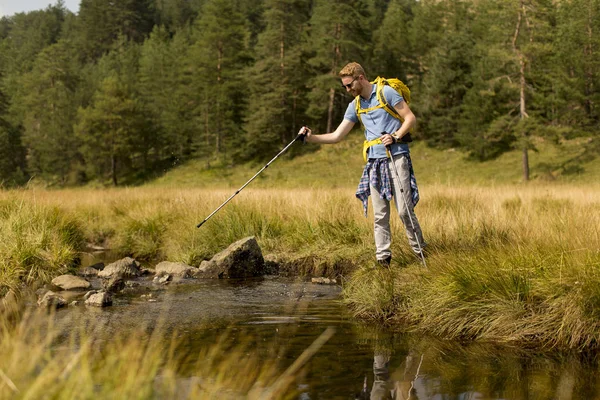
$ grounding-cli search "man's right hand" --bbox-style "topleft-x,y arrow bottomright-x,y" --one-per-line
298,126 -> 312,142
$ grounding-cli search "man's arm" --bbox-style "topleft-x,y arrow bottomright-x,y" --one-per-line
392,100 -> 416,140
380,101 -> 417,146
299,119 -> 355,144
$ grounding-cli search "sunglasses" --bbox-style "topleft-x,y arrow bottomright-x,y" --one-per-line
341,76 -> 358,89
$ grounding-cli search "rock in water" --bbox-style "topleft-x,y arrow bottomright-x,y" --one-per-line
98,257 -> 141,279
198,236 -> 265,279
52,274 -> 91,291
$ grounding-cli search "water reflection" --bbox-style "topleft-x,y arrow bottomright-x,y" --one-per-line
351,322 -> 600,400
360,350 -> 424,400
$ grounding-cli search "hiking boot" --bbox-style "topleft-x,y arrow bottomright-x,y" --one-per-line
377,256 -> 392,267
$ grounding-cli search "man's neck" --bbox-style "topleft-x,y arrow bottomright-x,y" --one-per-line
360,82 -> 373,99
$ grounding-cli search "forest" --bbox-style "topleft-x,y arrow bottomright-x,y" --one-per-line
0,0 -> 598,187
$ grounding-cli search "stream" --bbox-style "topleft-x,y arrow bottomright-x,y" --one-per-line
48,272 -> 600,400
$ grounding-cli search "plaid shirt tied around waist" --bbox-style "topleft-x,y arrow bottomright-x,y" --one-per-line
355,154 -> 420,217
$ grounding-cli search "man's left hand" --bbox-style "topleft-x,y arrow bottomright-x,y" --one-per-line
381,133 -> 396,146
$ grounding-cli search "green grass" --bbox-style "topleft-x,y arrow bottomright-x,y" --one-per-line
150,132 -> 600,188
0,197 -> 84,294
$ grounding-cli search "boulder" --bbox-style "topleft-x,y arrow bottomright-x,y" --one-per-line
101,274 -> 125,293
38,291 -> 67,309
98,257 -> 141,279
154,261 -> 196,278
198,236 -> 265,279
51,274 -> 91,291
85,291 -> 112,307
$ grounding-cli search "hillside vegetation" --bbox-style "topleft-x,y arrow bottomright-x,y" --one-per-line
151,132 -> 599,189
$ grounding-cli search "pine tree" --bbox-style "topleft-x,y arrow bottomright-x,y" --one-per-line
305,0 -> 372,133
371,0 -> 418,81
555,0 -> 600,128
0,75 -> 26,186
414,0 -> 476,147
0,4 -> 68,102
152,0 -> 198,32
18,40 -> 80,184
138,25 -> 196,162
187,0 -> 251,161
457,0 -> 556,179
76,0 -> 155,61
75,76 -> 148,186
242,0 -> 312,159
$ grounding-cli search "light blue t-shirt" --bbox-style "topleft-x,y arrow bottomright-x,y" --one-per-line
344,84 -> 409,159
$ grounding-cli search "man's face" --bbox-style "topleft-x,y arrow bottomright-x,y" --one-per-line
341,75 -> 361,96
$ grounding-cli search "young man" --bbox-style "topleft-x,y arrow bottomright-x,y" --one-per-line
298,62 -> 426,266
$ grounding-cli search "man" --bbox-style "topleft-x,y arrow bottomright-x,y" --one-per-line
298,62 -> 426,266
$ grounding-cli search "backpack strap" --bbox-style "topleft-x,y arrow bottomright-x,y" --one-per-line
354,77 -> 404,129
374,77 -> 405,123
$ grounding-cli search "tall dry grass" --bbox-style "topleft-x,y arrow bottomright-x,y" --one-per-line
0,303 -> 314,399
1,184 -> 600,348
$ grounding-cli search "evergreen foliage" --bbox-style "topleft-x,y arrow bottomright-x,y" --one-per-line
0,76 -> 25,187
243,0 -> 311,159
0,0 -> 597,186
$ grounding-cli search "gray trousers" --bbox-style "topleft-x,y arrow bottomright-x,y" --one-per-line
370,154 -> 425,260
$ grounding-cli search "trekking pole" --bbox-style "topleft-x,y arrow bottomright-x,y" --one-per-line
385,142 -> 427,268
196,132 -> 306,228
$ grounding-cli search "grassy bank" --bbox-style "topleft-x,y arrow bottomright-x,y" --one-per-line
343,185 -> 600,349
1,184 -> 600,349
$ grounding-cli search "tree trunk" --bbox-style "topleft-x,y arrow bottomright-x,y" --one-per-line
205,108 -> 210,169
280,21 -> 286,144
216,43 -> 223,154
585,0 -> 594,118
522,147 -> 529,182
513,1 -> 530,181
111,154 -> 118,186
327,23 -> 342,133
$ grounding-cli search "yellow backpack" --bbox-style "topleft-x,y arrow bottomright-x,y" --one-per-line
355,76 -> 412,130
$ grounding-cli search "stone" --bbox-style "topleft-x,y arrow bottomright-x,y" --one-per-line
89,262 -> 105,271
51,274 -> 91,291
198,236 -> 265,279
83,290 -> 98,300
98,257 -> 141,279
101,274 -> 125,293
311,277 -> 337,285
154,261 -> 196,278
77,266 -> 99,277
37,291 -> 67,309
85,291 -> 112,307
153,274 -> 171,285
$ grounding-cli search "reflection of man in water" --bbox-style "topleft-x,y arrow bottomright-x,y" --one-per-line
368,351 -> 423,400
